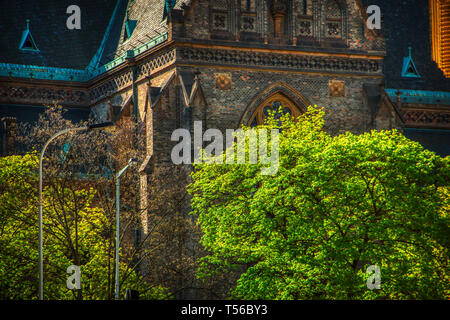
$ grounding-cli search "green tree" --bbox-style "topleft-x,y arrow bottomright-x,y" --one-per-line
0,154 -> 166,300
188,107 -> 449,300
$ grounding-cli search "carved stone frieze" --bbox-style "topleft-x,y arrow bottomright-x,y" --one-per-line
403,109 -> 450,128
178,47 -> 382,74
0,85 -> 89,106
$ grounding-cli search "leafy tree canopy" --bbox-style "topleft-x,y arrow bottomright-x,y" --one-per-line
189,107 -> 449,299
0,154 -> 165,300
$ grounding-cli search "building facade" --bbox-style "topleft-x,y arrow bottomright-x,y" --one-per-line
1,0 -> 449,296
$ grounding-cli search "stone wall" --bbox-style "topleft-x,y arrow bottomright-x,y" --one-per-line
178,66 -> 382,135
179,0 -> 384,51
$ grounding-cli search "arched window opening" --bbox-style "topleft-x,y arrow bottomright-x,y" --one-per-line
248,93 -> 302,127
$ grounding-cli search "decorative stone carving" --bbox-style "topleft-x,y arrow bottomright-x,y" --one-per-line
329,79 -> 345,97
298,20 -> 312,36
136,49 -> 176,80
179,47 -> 382,74
215,73 -> 232,90
213,14 -> 228,31
0,85 -> 89,106
241,16 -> 255,31
403,110 -> 450,128
90,71 -> 133,103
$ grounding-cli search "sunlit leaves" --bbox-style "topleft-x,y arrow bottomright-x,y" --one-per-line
189,106 -> 449,300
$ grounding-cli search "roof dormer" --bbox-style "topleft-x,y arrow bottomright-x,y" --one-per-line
19,19 -> 39,52
402,47 -> 421,78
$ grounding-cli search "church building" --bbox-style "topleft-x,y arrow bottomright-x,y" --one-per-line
0,1 -> 449,295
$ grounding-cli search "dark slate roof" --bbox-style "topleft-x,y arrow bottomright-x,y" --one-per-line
0,0 -> 117,69
404,128 -> 450,157
363,0 -> 450,91
0,104 -> 91,125
93,0 -> 129,67
106,0 -> 169,62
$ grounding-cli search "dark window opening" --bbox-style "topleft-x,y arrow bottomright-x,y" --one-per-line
1,117 -> 17,156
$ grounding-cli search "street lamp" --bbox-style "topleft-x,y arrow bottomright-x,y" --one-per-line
115,158 -> 138,300
38,122 -> 114,300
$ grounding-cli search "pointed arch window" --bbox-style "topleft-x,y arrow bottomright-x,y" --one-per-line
248,93 -> 302,127
325,0 -> 343,39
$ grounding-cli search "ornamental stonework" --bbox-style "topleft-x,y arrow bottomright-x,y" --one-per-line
178,47 -> 382,75
136,49 -> 176,81
215,73 -> 232,90
90,71 -> 133,103
329,80 -> 345,97
403,109 -> 450,128
0,85 -> 89,106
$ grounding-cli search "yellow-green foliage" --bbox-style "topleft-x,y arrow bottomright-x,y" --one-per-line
0,154 -> 165,300
189,106 -> 450,300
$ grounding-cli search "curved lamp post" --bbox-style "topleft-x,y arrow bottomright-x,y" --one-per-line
38,122 -> 114,300
115,158 -> 138,300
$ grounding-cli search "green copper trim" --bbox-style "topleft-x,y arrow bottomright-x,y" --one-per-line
0,32 -> 168,82
386,89 -> 450,105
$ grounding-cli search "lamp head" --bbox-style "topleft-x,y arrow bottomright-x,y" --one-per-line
87,122 -> 115,131
128,158 -> 138,167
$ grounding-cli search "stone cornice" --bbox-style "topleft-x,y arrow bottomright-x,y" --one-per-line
177,45 -> 383,76
174,39 -> 386,58
0,41 -> 385,107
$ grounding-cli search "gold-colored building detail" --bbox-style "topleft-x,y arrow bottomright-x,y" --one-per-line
430,0 -> 450,77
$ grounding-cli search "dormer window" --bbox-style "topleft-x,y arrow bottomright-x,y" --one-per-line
123,11 -> 137,42
19,19 -> 39,52
402,47 -> 421,78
